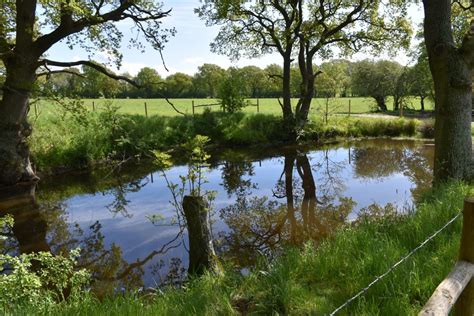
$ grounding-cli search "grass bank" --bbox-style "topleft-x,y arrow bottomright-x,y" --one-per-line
4,181 -> 469,315
30,108 -> 419,175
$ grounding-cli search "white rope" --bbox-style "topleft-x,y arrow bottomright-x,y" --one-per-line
329,212 -> 462,316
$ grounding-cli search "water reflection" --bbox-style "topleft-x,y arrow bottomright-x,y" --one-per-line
0,184 -> 184,297
0,139 -> 434,292
218,150 -> 354,266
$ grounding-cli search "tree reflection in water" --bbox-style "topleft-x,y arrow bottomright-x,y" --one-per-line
0,140 -> 435,291
218,150 -> 354,267
0,183 -> 186,297
351,139 -> 433,200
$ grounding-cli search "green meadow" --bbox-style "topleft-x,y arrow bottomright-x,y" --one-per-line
31,96 -> 434,119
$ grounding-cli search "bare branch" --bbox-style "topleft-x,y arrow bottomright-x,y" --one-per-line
36,69 -> 85,79
39,59 -> 139,87
268,73 -> 284,80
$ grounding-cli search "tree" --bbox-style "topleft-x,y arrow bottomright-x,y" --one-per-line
422,0 -> 473,183
133,67 -> 163,98
218,67 -> 247,113
393,68 -> 411,111
80,66 -> 122,98
263,64 -> 283,98
197,0 -> 411,140
238,66 -> 267,98
316,60 -> 351,98
352,60 -> 403,111
165,72 -> 194,98
0,1 -> 173,187
193,64 -> 226,98
39,67 -> 82,98
407,57 -> 433,112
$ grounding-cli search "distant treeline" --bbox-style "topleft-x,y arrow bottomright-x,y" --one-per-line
21,58 -> 432,109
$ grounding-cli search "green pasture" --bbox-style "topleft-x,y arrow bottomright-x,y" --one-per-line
31,96 -> 434,119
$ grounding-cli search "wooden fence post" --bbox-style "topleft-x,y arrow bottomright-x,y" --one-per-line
92,101 -> 95,112
144,102 -> 148,118
348,99 -> 351,117
192,100 -> 195,115
325,99 -> 329,124
183,196 -> 221,276
257,98 -> 260,113
455,198 -> 474,315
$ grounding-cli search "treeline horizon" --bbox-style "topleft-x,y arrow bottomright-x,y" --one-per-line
22,57 -> 432,109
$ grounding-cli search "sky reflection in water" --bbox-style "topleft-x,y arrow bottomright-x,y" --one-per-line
1,139 -> 434,292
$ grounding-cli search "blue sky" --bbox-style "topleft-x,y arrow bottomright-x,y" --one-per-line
47,1 -> 424,77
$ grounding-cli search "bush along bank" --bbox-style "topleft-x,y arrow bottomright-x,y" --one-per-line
30,106 -> 420,175
2,181 -> 469,315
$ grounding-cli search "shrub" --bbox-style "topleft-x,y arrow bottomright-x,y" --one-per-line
0,217 -> 90,312
418,119 -> 435,138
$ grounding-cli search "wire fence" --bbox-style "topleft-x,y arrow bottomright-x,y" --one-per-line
329,212 -> 462,316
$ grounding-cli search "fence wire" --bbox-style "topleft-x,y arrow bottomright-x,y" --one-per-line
329,212 -> 462,316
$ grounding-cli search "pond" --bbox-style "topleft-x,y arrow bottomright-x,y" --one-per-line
0,139 -> 434,295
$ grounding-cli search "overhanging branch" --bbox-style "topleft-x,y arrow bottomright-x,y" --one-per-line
38,59 -> 186,116
37,69 -> 86,79
39,59 -> 139,87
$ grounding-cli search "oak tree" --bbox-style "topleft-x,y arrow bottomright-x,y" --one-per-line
197,0 -> 411,140
0,0 -> 173,187
421,0 -> 473,183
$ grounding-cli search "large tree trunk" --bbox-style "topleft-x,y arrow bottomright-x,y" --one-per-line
374,96 -> 388,111
281,54 -> 297,141
393,95 -> 400,111
0,57 -> 39,187
295,43 -> 316,133
420,96 -> 426,112
423,0 -> 472,184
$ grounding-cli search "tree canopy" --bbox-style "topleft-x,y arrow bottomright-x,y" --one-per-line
0,1 -> 173,186
196,0 -> 412,139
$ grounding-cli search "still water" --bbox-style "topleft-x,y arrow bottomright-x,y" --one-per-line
0,139 -> 433,294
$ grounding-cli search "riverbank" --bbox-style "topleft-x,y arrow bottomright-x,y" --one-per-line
3,181 -> 469,315
30,108 -> 421,177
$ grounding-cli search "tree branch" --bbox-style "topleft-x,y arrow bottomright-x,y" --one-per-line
34,2 -> 171,55
36,69 -> 86,79
39,59 -> 139,87
38,59 -> 185,116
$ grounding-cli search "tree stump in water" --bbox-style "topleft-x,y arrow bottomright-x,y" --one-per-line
182,195 -> 221,276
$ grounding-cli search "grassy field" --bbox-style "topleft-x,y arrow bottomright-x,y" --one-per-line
31,96 -> 434,119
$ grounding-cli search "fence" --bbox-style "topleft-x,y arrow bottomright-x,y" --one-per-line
328,209 -> 462,315
419,198 -> 474,315
192,99 -> 260,115
35,98 -> 411,119
88,101 -> 170,117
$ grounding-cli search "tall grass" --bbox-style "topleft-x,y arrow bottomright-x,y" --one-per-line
30,109 -> 420,174
7,182 -> 468,315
